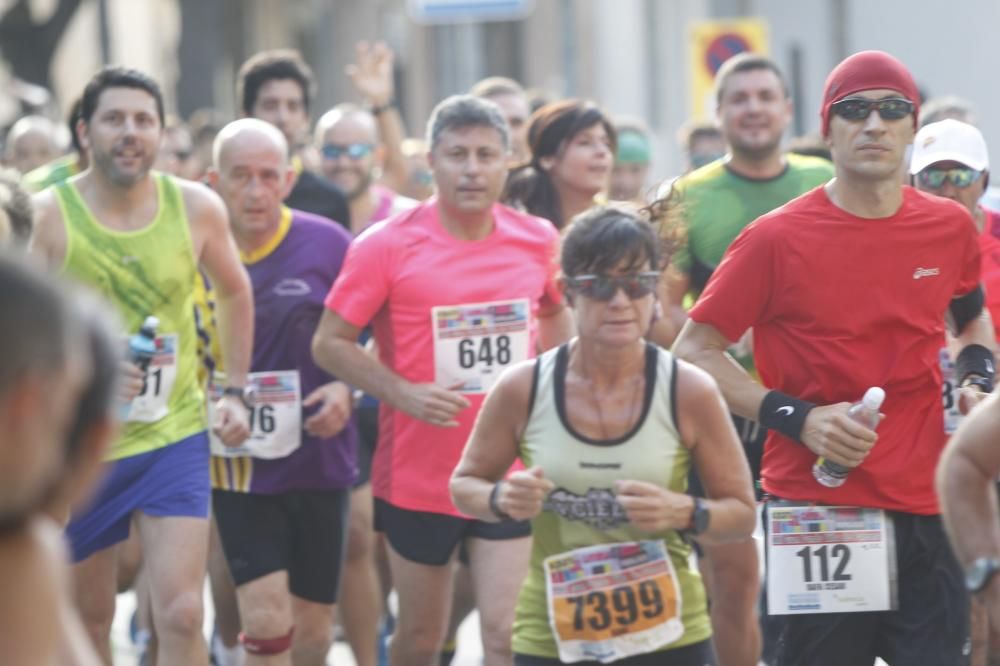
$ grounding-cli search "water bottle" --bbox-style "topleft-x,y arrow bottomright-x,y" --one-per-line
120,316 -> 159,419
812,386 -> 885,488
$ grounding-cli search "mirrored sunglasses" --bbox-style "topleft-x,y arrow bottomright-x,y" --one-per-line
321,143 -> 375,160
566,272 -> 660,301
917,167 -> 983,189
830,97 -> 915,122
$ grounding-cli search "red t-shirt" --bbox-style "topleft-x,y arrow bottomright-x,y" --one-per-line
690,186 -> 980,514
325,199 -> 562,515
979,207 -> 1000,342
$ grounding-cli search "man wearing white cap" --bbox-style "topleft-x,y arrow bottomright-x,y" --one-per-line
912,119 -> 1000,665
911,119 -> 1000,342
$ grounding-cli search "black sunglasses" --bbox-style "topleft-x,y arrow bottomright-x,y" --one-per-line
830,97 -> 915,122
566,272 -> 660,301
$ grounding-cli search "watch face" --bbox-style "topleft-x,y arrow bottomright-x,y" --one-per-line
693,499 -> 710,534
967,558 -> 1000,592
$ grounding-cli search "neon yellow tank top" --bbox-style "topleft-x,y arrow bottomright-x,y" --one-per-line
513,343 -> 710,658
56,174 -> 205,460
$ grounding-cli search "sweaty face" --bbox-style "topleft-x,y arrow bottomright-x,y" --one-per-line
717,69 -> 791,159
914,159 -> 985,216
154,126 -> 193,177
610,162 -> 650,202
568,259 -> 657,347
251,79 -> 309,150
430,125 -> 508,216
9,130 -> 59,174
82,87 -> 162,187
214,136 -> 293,238
487,93 -> 531,166
544,123 -> 613,199
826,88 -> 915,183
319,115 -> 378,200
688,134 -> 727,170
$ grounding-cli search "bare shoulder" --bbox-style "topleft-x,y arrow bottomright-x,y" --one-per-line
177,178 -> 226,222
28,187 -> 67,266
485,359 -> 539,431
176,178 -> 228,253
673,356 -> 721,401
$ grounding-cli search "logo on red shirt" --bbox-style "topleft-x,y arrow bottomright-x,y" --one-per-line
912,267 -> 940,280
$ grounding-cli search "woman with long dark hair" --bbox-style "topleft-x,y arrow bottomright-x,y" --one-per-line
503,100 -> 616,228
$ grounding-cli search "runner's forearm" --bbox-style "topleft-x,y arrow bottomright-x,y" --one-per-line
214,283 -> 253,387
695,497 -> 757,545
311,335 -> 409,408
673,323 -> 768,421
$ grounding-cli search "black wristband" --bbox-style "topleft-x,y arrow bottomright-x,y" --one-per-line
758,390 -> 816,443
369,100 -> 395,115
956,344 -> 996,393
488,481 -> 513,522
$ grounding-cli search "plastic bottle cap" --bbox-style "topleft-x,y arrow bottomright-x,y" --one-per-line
862,386 -> 885,410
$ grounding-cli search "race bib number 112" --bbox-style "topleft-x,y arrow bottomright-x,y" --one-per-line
766,503 -> 897,615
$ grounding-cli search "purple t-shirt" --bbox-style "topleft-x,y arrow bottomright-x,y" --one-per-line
212,209 -> 357,494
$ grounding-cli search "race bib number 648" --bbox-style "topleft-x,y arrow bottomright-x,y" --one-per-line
432,299 -> 530,394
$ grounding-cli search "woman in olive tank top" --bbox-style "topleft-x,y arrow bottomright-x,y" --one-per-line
452,206 -> 756,665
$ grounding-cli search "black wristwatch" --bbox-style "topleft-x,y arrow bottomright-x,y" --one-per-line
965,557 -> 1000,593
222,385 -> 256,409
688,496 -> 711,536
961,375 -> 995,394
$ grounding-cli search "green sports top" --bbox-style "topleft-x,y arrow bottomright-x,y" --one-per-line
56,174 -> 205,460
22,154 -> 82,193
672,154 -> 834,294
513,343 -> 710,658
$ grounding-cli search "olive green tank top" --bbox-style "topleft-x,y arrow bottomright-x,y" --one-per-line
513,343 -> 710,658
56,174 -> 205,460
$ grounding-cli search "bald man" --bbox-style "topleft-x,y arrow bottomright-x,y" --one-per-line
208,119 -> 358,665
4,115 -> 61,175
315,104 -> 416,236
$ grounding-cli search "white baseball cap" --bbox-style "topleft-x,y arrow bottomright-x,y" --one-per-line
910,118 -> 989,174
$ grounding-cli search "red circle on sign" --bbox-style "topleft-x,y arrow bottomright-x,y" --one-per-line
705,33 -> 752,75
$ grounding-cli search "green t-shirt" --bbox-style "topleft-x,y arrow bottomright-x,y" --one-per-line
672,154 -> 834,294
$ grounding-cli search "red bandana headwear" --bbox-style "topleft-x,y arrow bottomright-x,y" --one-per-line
820,50 -> 920,136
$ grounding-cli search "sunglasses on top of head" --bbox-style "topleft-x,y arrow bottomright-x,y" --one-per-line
565,272 -> 660,301
321,143 -> 375,160
830,97 -> 915,122
917,167 -> 983,189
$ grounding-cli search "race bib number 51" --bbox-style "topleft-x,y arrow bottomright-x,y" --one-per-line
544,540 -> 684,663
766,503 -> 897,615
126,334 -> 178,423
432,299 -> 530,394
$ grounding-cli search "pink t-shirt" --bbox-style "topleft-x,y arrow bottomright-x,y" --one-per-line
325,198 -> 562,515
